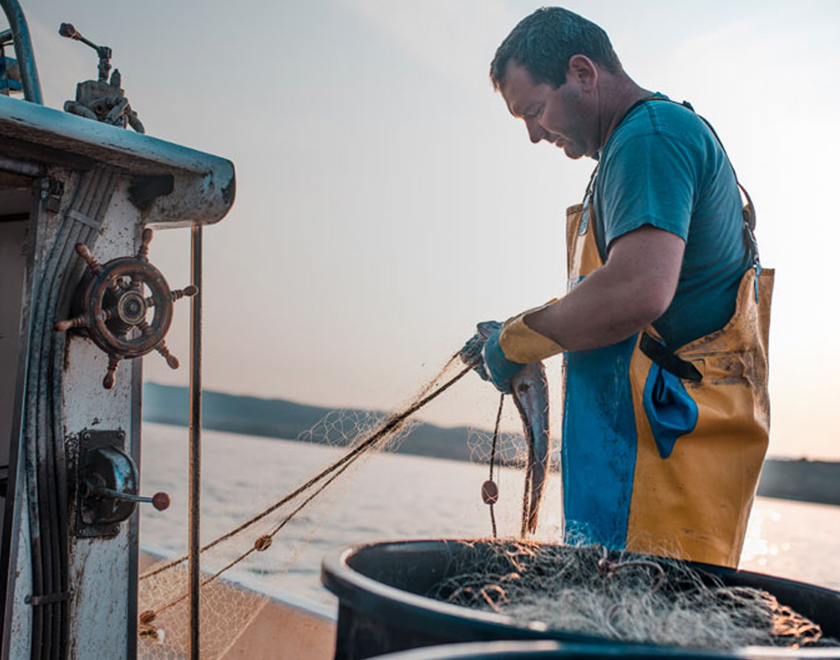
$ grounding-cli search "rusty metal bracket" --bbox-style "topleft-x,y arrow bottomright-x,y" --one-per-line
41,177 -> 63,213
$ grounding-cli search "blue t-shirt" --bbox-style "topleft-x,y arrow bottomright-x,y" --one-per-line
593,97 -> 753,349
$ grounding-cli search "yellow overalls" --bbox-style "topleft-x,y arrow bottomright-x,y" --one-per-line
562,189 -> 774,567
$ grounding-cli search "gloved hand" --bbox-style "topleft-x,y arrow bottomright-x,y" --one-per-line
461,303 -> 567,394
460,321 -> 525,394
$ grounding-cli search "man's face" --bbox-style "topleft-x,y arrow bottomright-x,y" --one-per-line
500,61 -> 595,160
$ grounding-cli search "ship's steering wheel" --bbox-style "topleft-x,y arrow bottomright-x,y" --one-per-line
55,228 -> 196,388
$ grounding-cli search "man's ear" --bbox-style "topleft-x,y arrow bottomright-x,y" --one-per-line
567,54 -> 598,92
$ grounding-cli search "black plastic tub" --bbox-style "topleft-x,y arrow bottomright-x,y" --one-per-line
321,539 -> 840,660
371,640 -> 738,659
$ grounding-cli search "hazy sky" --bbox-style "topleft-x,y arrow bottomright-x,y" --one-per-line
15,0 -> 840,459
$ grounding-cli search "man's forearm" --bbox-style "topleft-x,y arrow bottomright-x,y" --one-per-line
523,225 -> 685,352
524,266 -> 665,350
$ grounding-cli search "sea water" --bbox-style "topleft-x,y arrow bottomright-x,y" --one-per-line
139,422 -> 840,607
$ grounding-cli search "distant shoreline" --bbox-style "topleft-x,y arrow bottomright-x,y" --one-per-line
143,383 -> 840,508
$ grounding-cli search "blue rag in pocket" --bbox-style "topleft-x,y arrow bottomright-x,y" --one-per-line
643,362 -> 698,459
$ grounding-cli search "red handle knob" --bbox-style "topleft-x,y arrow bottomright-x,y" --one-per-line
151,492 -> 171,511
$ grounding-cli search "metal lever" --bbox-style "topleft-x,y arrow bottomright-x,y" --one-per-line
88,485 -> 170,511
76,435 -> 167,537
58,22 -> 111,81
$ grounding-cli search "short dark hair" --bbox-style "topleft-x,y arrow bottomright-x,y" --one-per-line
490,7 -> 621,91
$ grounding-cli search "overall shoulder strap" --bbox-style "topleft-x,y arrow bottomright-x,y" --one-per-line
589,96 -> 761,270
685,102 -> 761,268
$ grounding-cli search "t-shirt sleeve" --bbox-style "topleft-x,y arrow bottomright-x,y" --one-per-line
599,131 -> 697,250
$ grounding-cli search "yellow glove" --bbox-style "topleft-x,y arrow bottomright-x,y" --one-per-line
498,300 -> 566,364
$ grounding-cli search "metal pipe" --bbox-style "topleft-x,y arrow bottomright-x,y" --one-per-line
0,0 -> 43,104
188,224 -> 203,659
0,154 -> 44,177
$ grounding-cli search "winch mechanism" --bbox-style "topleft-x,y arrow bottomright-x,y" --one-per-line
59,22 -> 144,132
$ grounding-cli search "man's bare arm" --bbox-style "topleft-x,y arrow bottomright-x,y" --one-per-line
524,225 -> 685,351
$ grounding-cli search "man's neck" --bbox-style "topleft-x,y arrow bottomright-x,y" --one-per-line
597,78 -> 652,151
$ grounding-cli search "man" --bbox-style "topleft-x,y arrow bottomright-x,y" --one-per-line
467,7 -> 773,567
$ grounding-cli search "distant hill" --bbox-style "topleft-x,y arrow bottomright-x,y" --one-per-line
143,383 -> 840,507
756,459 -> 840,506
143,382 -> 479,463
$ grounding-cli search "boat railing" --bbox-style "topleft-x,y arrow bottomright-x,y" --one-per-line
0,0 -> 42,103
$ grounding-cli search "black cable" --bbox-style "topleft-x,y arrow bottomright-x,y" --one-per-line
23,166 -> 117,660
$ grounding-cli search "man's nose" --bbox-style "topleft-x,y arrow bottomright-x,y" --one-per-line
525,118 -> 546,144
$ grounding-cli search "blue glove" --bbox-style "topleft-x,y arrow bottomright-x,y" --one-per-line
460,321 -> 525,394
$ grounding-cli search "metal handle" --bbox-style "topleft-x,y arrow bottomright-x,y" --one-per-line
90,486 -> 170,511
58,22 -> 112,82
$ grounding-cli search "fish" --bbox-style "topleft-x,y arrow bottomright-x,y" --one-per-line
461,323 -> 552,536
510,361 -> 551,536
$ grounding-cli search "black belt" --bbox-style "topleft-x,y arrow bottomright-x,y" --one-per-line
639,333 -> 703,382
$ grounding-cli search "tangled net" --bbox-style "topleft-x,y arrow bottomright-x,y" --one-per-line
138,354 -> 509,659
428,540 -> 838,651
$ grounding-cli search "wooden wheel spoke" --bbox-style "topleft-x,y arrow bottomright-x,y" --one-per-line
137,319 -> 153,335
75,243 -> 102,275
103,354 -> 121,389
154,340 -> 180,369
169,285 -> 198,303
99,306 -> 116,323
137,228 -> 153,262
54,314 -> 88,332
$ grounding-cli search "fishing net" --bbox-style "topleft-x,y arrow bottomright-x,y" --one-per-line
428,540 -> 839,651
138,354 -> 532,658
137,348 -> 835,658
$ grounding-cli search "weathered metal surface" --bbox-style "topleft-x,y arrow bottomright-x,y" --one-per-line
0,95 -> 235,227
60,175 -> 140,660
3,169 -> 161,659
